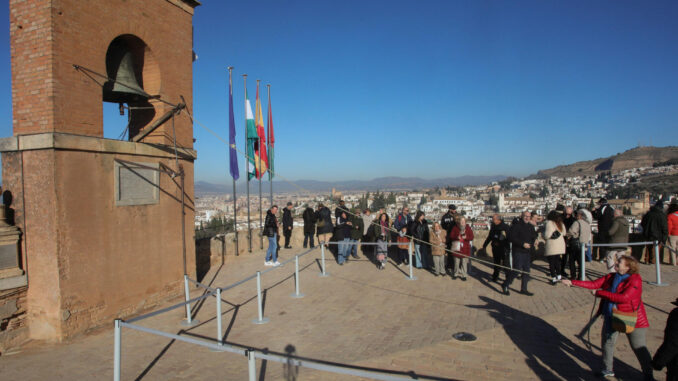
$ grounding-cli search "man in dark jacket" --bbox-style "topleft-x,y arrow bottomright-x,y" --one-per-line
335,211 -> 353,265
349,209 -> 364,259
335,200 -> 348,225
502,211 -> 537,296
282,202 -> 294,249
263,206 -> 280,266
641,201 -> 669,264
483,214 -> 510,282
653,297 -> 678,381
302,205 -> 316,248
594,198 -> 615,261
440,205 -> 457,271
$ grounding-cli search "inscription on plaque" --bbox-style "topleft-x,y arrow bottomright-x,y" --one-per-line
115,161 -> 159,206
0,243 -> 18,270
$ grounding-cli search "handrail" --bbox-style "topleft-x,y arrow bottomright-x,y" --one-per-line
115,320 -> 418,381
126,290 -> 216,324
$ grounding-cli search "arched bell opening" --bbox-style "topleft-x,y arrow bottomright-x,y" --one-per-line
102,35 -> 161,141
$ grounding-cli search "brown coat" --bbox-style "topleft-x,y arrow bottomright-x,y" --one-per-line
430,229 -> 446,256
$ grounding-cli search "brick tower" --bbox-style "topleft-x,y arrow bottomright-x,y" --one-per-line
0,0 -> 199,344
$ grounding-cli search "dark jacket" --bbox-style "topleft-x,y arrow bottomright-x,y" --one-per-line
509,219 -> 537,254
282,208 -> 293,230
302,207 -> 315,234
653,307 -> 678,381
412,219 -> 429,241
334,215 -> 352,240
641,206 -> 669,243
350,215 -> 364,240
572,273 -> 649,328
440,212 -> 456,234
370,220 -> 391,242
315,207 -> 333,235
335,205 -> 348,224
594,203 -> 615,241
483,221 -> 510,253
393,213 -> 413,235
264,210 -> 278,237
608,216 -> 629,244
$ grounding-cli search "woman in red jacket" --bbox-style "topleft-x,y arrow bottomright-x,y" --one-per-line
562,255 -> 654,379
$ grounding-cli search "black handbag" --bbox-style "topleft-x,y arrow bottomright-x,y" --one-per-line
550,230 -> 561,240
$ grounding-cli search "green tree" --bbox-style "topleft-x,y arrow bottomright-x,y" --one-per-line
386,192 -> 396,205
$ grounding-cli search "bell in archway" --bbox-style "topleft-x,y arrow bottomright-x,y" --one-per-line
103,51 -> 148,104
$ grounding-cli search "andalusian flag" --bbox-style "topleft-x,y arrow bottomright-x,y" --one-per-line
267,88 -> 275,180
255,84 -> 268,179
245,91 -> 259,180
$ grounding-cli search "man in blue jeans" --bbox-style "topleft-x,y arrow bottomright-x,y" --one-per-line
335,211 -> 352,265
264,205 -> 281,266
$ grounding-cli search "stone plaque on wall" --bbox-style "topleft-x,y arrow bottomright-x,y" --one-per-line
114,161 -> 160,206
0,243 -> 18,270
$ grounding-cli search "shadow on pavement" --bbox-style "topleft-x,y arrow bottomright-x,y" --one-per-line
468,295 -> 643,380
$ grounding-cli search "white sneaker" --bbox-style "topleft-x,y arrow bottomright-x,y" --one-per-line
273,261 -> 281,266
264,261 -> 273,266
557,275 -> 562,280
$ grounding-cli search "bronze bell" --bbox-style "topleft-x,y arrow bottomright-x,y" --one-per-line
103,50 -> 148,104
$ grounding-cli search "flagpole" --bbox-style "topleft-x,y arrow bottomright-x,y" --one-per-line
267,84 -> 273,206
243,74 -> 252,253
257,79 -> 263,250
228,66 -> 238,257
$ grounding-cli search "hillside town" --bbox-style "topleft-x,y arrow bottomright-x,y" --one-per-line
195,163 -> 678,234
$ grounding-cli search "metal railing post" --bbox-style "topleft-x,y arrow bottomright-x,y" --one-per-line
580,243 -> 586,281
509,242 -> 513,270
407,240 -> 417,280
114,319 -> 121,381
247,350 -> 257,381
650,241 -> 668,286
216,288 -> 223,345
181,274 -> 198,326
291,255 -> 305,298
319,243 -> 329,277
252,272 -> 269,324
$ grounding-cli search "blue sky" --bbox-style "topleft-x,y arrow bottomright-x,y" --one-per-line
1,1 -> 677,184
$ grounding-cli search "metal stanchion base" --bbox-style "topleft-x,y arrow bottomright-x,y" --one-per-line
252,317 -> 270,325
406,276 -> 418,281
648,282 -> 669,287
318,272 -> 330,278
210,344 -> 226,352
180,319 -> 200,327
290,293 -> 305,299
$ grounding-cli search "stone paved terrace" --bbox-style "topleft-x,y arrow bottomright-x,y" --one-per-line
0,245 -> 676,380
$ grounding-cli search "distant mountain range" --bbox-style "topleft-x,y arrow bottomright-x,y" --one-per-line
195,175 -> 507,195
531,146 -> 678,178
195,146 -> 678,195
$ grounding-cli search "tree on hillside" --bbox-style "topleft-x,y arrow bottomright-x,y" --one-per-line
386,192 -> 396,205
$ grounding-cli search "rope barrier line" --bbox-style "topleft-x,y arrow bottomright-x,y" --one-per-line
184,111 -> 557,280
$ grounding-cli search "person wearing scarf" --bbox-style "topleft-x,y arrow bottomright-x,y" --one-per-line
563,255 -> 654,379
370,213 -> 391,270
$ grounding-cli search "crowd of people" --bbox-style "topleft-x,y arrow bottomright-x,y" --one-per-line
259,197 -> 678,380
262,197 -> 678,277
